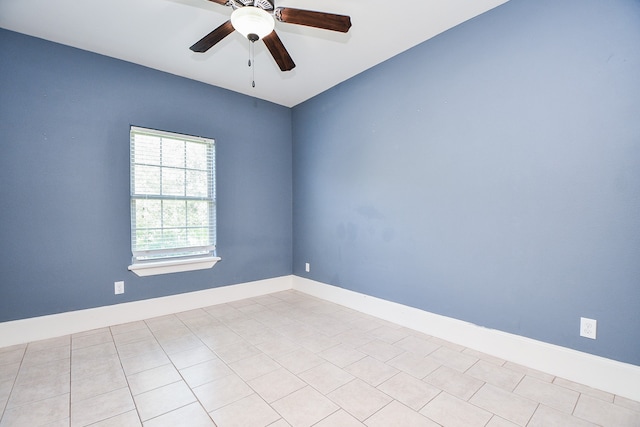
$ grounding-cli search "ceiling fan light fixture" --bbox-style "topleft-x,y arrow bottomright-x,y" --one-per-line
231,7 -> 275,40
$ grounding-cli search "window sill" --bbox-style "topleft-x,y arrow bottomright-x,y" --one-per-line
128,256 -> 221,277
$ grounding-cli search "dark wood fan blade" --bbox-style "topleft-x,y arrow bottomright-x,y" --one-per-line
275,8 -> 351,33
190,20 -> 235,53
262,31 -> 296,71
207,0 -> 229,5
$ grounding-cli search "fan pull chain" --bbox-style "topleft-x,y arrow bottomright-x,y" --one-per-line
250,40 -> 255,88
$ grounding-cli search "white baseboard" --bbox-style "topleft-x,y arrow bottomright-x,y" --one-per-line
2,274 -> 637,401
0,275 -> 292,349
292,276 -> 640,402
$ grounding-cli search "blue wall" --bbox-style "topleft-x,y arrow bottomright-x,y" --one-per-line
0,28 -> 292,321
292,0 -> 640,365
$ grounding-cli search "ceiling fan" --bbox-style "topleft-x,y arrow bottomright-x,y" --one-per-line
190,0 -> 352,72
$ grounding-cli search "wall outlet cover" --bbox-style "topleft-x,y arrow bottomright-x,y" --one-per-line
115,281 -> 125,295
580,317 -> 597,339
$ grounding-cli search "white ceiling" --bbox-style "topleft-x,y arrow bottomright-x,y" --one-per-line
0,0 -> 508,107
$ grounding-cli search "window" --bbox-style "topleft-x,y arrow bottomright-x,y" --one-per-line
128,126 -> 219,276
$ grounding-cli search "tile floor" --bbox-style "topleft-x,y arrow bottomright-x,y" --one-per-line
1,290 -> 639,427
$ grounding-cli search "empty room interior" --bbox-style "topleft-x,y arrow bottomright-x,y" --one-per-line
1,0 -> 639,426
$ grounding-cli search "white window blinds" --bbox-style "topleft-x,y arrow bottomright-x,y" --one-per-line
130,126 -> 216,263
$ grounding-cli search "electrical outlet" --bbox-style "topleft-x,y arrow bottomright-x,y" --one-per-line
114,281 -> 125,295
580,317 -> 597,339
305,262 -> 310,273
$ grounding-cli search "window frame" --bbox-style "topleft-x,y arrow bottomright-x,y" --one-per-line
127,126 -> 220,276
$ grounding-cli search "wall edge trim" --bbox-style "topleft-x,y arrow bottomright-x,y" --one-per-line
0,275 -> 293,348
292,276 -> 640,402
2,274 -> 637,401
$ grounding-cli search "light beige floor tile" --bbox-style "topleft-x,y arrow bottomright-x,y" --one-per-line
272,386 -> 339,427
248,368 -> 306,403
274,348 -> 324,374
92,410 -> 142,427
313,409 -> 364,427
420,392 -> 492,427
0,363 -> 19,384
469,384 -> 537,426
429,337 -> 466,352
71,354 -> 122,381
22,345 -> 70,367
0,344 -> 26,355
71,366 -> 127,403
71,330 -> 113,350
110,320 -> 148,336
7,373 -> 69,409
229,353 -> 281,381
277,323 -> 316,341
157,334 -> 202,355
127,363 -> 181,396
0,379 -> 12,411
168,345 -> 218,370
72,327 -> 110,338
366,400 -> 439,427
465,360 -> 523,392
144,402 -> 214,427
152,326 -> 194,345
298,362 -> 354,395
120,349 -> 171,376
43,417 -> 71,427
393,335 -> 440,357
502,362 -> 555,383
528,404 -> 598,427
319,344 -> 366,368
72,341 -> 118,364
193,373 -> 253,412
552,376 -> 614,402
573,394 -> 640,427
425,365 -> 484,401
377,372 -> 440,411
180,358 -> 233,388
134,381 -> 196,421
227,317 -> 274,337
296,333 -> 340,353
0,348 -> 26,366
387,351 -> 441,379
112,328 -> 155,346
327,379 -> 392,421
214,340 -> 262,364
462,348 -> 506,366
199,327 -> 244,350
615,395 -> 640,412
1,393 -> 69,427
344,356 -> 399,387
117,338 -> 163,359
26,336 -> 70,353
357,339 -> 404,362
178,313 -> 220,331
368,325 -> 411,344
211,393 -> 280,427
334,330 -> 375,348
485,416 -> 520,427
3,292 -> 636,427
70,387 -> 134,427
145,315 -> 183,332
15,358 -> 70,386
514,375 -> 578,413
266,418 -> 291,427
428,346 -> 478,372
255,337 -> 300,358
203,303 -> 243,318
347,317 -> 386,333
